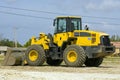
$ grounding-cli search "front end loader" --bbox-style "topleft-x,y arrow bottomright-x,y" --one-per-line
3,16 -> 115,67
25,16 -> 115,67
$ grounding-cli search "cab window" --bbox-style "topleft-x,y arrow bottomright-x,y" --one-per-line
57,18 -> 66,33
71,18 -> 81,30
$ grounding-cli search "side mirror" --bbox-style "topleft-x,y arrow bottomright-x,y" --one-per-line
53,19 -> 56,26
84,25 -> 89,30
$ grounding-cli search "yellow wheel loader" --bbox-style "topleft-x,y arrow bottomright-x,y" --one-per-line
3,16 -> 115,67
25,16 -> 115,67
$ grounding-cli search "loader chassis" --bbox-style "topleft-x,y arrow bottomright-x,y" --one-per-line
25,16 -> 115,67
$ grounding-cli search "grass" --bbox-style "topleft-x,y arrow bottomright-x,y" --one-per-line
0,55 -> 4,65
0,55 -> 4,60
103,56 -> 120,65
104,56 -> 120,61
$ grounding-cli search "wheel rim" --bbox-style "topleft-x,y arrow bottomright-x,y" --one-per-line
29,50 -> 38,61
67,50 -> 77,62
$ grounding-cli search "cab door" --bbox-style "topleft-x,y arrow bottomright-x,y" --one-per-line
53,18 -> 68,47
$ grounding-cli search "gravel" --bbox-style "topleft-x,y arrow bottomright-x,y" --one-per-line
0,56 -> 120,80
0,69 -> 120,80
0,64 -> 120,80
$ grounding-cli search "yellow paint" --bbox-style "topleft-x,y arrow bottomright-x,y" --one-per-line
31,30 -> 109,49
30,16 -> 109,51
73,30 -> 109,46
67,50 -> 77,62
53,30 -> 108,47
53,32 -> 70,47
31,33 -> 50,50
29,50 -> 38,61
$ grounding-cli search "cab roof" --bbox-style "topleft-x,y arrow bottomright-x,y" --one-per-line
56,16 -> 81,19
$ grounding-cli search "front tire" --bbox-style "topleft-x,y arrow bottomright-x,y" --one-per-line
85,58 -> 103,67
25,45 -> 46,66
63,45 -> 86,67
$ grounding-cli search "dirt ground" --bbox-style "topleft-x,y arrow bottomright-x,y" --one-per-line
0,56 -> 120,80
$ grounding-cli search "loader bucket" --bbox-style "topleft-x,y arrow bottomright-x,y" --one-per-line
2,47 -> 26,66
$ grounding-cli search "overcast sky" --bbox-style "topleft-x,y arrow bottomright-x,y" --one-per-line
0,0 -> 120,45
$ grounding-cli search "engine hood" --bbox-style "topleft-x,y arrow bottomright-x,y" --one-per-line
74,30 -> 109,36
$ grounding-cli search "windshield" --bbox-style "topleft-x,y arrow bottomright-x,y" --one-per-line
54,18 -> 66,33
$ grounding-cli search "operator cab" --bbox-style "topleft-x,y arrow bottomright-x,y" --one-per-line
53,16 -> 82,33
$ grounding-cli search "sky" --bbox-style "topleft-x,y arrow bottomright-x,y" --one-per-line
0,0 -> 120,45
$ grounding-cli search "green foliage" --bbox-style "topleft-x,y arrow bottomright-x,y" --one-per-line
0,38 -> 22,47
110,35 -> 120,42
24,39 -> 31,47
0,34 -> 3,41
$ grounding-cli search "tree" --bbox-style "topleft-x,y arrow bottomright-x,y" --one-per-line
0,38 -> 22,47
110,35 -> 120,42
24,39 -> 31,47
110,35 -> 116,41
0,33 -> 3,41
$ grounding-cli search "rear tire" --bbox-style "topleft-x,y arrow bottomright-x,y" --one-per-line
85,58 -> 103,67
46,58 -> 63,66
25,45 -> 46,66
63,45 -> 86,67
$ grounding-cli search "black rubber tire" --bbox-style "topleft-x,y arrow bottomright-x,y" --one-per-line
85,58 -> 103,67
25,45 -> 46,66
63,45 -> 86,67
46,58 -> 63,66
